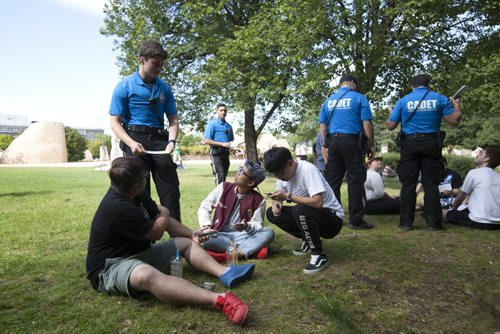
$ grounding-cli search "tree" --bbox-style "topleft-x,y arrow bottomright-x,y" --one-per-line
102,0 -> 498,159
65,127 -> 86,162
0,134 -> 14,150
86,134 -> 112,159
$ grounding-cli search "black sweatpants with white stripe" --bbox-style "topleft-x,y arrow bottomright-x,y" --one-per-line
266,204 -> 343,255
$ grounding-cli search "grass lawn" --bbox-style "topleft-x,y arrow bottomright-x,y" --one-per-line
0,164 -> 498,333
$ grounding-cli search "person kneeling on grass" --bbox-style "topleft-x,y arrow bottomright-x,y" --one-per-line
263,147 -> 344,274
197,160 -> 275,262
85,156 -> 254,325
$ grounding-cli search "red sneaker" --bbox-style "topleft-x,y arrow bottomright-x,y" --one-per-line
214,292 -> 248,325
207,250 -> 227,263
255,246 -> 268,260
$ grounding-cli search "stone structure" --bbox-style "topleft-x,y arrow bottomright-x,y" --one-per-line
0,122 -> 67,164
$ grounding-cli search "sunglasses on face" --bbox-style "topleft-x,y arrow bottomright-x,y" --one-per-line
237,166 -> 253,180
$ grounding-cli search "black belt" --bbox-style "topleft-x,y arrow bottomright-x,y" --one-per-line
330,133 -> 359,138
402,132 -> 437,139
125,124 -> 167,136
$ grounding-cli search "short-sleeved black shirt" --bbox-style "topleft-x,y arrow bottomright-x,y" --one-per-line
86,188 -> 159,289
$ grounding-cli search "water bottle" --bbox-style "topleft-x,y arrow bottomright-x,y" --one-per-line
226,242 -> 238,267
170,248 -> 183,277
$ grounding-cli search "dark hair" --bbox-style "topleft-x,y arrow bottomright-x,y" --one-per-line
411,74 -> 431,88
139,39 -> 167,60
263,147 -> 292,173
216,103 -> 227,110
485,146 -> 500,169
109,157 -> 147,193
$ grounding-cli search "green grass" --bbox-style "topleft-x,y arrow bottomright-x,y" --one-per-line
0,165 -> 498,333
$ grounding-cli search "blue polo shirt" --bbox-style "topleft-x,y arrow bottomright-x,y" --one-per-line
109,70 -> 177,128
204,117 -> 234,143
318,87 -> 373,134
388,87 -> 455,134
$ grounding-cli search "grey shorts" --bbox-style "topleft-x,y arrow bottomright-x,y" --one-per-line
97,239 -> 177,297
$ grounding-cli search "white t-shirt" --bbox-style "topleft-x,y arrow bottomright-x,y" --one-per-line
275,160 -> 344,218
365,169 -> 385,201
461,167 -> 500,224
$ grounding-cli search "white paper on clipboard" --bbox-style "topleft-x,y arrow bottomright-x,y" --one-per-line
438,183 -> 452,193
144,150 -> 170,155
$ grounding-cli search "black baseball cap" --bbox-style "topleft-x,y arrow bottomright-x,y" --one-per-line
339,74 -> 357,85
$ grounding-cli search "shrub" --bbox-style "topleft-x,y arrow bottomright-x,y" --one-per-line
87,134 -> 112,158
0,134 -> 14,150
183,145 -> 209,156
65,127 -> 86,162
445,155 -> 476,178
380,152 -> 400,168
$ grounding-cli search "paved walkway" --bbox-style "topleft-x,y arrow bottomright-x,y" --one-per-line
0,159 -> 246,168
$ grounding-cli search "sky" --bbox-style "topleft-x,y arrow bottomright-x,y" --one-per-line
0,0 -> 120,132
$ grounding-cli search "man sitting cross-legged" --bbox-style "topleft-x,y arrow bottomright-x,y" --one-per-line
86,156 -> 255,325
198,160 -> 275,262
444,146 -> 500,230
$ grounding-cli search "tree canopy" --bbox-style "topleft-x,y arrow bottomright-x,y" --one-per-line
102,0 -> 499,159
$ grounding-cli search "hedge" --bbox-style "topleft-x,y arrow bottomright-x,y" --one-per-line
380,153 -> 475,179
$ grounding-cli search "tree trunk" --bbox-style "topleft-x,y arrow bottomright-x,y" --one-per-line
244,104 -> 258,162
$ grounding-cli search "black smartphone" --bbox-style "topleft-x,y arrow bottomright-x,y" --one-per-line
199,230 -> 217,238
452,85 -> 467,99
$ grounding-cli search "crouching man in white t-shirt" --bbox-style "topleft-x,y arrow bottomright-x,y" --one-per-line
445,147 -> 500,230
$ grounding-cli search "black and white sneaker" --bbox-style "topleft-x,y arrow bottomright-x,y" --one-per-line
303,254 -> 329,274
292,241 -> 311,256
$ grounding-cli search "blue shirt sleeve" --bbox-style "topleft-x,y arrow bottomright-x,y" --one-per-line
318,102 -> 329,124
388,99 -> 403,123
204,120 -> 214,140
359,95 -> 373,121
440,95 -> 455,116
109,80 -> 129,117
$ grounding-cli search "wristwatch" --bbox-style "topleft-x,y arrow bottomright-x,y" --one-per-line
168,139 -> 177,147
286,192 -> 293,203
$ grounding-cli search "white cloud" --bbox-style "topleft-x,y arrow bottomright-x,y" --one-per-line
54,0 -> 109,17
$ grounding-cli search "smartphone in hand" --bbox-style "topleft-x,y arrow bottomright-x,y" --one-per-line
199,229 -> 217,238
452,85 -> 467,99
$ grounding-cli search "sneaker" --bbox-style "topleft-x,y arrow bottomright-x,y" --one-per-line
255,247 -> 268,260
207,250 -> 228,263
348,220 -> 374,229
292,241 -> 311,256
219,264 -> 255,288
214,292 -> 248,325
303,254 -> 329,274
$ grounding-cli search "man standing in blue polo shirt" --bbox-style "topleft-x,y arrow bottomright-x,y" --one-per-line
319,74 -> 375,230
204,103 -> 234,185
109,39 -> 182,222
386,74 -> 461,231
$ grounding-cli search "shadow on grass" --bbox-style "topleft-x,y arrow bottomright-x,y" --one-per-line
0,190 -> 53,198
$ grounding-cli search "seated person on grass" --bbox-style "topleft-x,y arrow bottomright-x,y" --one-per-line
198,160 -> 275,262
263,147 -> 344,275
364,156 -> 400,215
86,156 -> 254,325
444,147 -> 500,230
416,156 -> 462,210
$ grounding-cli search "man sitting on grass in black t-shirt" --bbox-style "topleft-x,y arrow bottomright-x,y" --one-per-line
86,156 -> 255,325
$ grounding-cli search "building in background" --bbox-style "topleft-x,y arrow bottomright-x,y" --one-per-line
0,113 -> 103,140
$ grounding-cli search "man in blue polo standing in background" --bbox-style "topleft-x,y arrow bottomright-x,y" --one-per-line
204,103 -> 235,185
319,74 -> 375,230
386,73 -> 462,231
